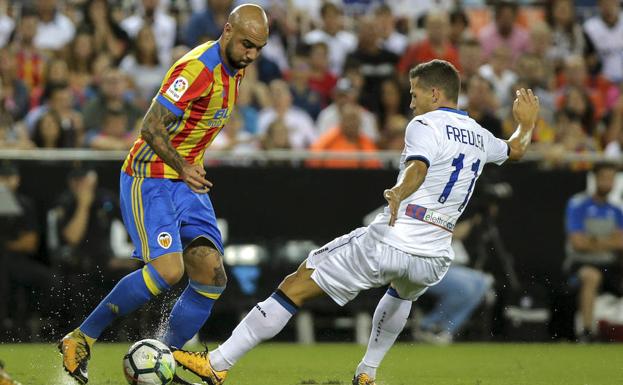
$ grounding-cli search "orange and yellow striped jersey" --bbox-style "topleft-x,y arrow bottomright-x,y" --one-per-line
122,41 -> 244,179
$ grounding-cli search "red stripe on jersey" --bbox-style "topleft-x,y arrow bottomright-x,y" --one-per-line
150,157 -> 164,177
170,87 -> 214,148
160,61 -> 190,93
220,68 -> 230,110
187,126 -> 220,160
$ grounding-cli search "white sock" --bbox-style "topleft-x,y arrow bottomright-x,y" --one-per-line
210,291 -> 297,371
356,291 -> 412,379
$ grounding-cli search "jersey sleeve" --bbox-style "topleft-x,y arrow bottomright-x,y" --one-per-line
155,59 -> 213,117
485,130 -> 510,165
404,119 -> 439,167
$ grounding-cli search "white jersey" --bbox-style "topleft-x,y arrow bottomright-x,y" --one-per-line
368,108 -> 509,259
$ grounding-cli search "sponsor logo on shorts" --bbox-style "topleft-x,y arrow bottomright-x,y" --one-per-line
157,232 -> 173,249
405,204 -> 456,232
312,247 -> 328,256
165,76 -> 189,101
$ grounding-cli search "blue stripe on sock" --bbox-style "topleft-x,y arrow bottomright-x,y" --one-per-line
387,287 -> 403,299
270,291 -> 298,315
188,279 -> 226,295
146,263 -> 170,291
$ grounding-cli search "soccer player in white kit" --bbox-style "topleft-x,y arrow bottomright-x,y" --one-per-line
171,60 -> 540,385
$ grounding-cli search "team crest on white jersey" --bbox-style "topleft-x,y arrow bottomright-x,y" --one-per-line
166,77 -> 189,101
157,232 -> 172,249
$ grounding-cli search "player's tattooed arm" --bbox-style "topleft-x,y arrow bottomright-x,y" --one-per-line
140,101 -> 187,173
140,101 -> 212,193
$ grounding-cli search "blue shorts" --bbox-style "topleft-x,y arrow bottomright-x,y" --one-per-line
119,172 -> 223,262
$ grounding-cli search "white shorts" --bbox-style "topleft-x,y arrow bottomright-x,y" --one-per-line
306,227 -> 451,306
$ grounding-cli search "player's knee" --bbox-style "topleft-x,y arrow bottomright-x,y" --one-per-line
579,266 -> 602,288
184,244 -> 227,287
152,253 -> 185,286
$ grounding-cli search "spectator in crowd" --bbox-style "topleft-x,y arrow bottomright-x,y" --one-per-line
515,54 -> 556,123
448,8 -> 472,48
398,11 -> 460,77
457,39 -> 483,107
378,113 -> 408,151
32,111 -> 64,148
0,0 -> 13,48
584,0 -> 623,83
529,22 -> 554,64
465,75 -> 503,138
556,55 -> 618,125
258,79 -> 317,150
377,77 -> 409,135
551,111 -> 599,169
308,102 -> 380,169
66,28 -> 97,108
478,1 -> 531,62
287,52 -> 322,120
304,2 -> 357,75
29,58 -> 71,109
80,0 -> 130,65
87,107 -> 136,150
317,77 -> 378,143
564,163 -> 623,342
346,17 -> 399,114
119,25 -> 168,108
29,84 -> 84,146
558,85 -> 599,140
0,48 -> 29,122
374,4 -> 408,56
478,46 -> 517,108
308,42 -> 337,106
120,0 -> 176,66
545,0 -> 586,74
261,119 -> 291,151
33,0 -> 75,52
82,68 -> 141,134
415,216 -> 493,345
9,7 -> 45,91
184,0 -> 233,47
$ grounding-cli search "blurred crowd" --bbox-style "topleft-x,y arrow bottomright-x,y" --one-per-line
0,0 -> 623,168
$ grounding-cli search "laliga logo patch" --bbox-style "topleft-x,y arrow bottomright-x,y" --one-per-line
157,232 -> 172,249
166,76 -> 189,101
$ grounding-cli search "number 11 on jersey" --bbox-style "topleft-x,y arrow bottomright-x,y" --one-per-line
437,152 -> 480,212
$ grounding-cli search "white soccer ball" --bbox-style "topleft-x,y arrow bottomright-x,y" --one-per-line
123,339 -> 176,385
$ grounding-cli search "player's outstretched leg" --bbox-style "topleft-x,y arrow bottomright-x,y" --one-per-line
353,287 -> 412,385
173,262 -> 324,384
59,258 -> 176,384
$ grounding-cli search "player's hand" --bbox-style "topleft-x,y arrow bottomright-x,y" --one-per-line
512,88 -> 540,128
384,189 -> 400,227
180,164 -> 213,194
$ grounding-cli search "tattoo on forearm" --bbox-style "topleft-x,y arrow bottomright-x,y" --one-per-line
140,102 -> 186,173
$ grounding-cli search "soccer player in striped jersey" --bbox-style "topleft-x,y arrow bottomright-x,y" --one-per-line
58,4 -> 268,384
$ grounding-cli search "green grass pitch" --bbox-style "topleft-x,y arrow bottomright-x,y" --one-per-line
0,343 -> 621,385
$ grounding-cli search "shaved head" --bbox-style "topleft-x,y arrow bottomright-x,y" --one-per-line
220,4 -> 269,69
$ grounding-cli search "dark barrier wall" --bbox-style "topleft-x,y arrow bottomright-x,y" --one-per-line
13,160 -> 586,287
